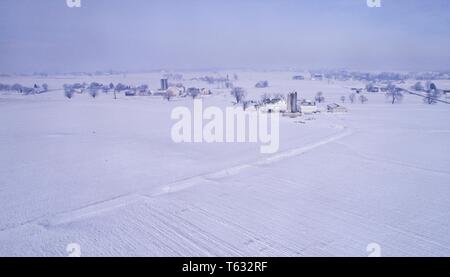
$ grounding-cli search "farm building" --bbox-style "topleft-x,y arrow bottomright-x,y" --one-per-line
367,87 -> 380,93
299,100 -> 318,114
259,98 -> 287,113
124,90 -> 136,96
351,88 -> 363,94
327,103 -> 348,113
200,88 -> 212,95
443,90 -> 450,99
167,86 -> 183,96
311,74 -> 323,81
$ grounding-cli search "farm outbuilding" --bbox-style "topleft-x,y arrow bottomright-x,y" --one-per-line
299,100 -> 318,114
327,103 -> 348,113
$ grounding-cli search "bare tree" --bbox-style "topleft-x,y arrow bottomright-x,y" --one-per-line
349,93 -> 356,104
386,86 -> 403,104
423,89 -> 440,104
315,91 -> 325,103
340,96 -> 346,103
231,87 -> 246,104
89,88 -> 99,98
261,93 -> 271,103
115,83 -> 127,92
12,83 -> 23,92
243,100 -> 253,111
359,95 -> 368,104
412,81 -> 424,91
64,88 -> 74,99
386,90 -> 403,104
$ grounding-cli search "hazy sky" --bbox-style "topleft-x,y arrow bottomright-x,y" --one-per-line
1,0 -> 449,73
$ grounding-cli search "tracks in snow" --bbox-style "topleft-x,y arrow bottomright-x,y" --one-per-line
0,128 -> 353,231
151,128 -> 353,196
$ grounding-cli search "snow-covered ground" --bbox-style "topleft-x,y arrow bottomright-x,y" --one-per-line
1,71 -> 450,256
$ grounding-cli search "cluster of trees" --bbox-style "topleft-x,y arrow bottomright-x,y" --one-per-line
423,87 -> 441,104
317,70 -> 410,82
412,81 -> 442,104
255,80 -> 269,88
412,81 -> 425,91
315,92 -> 325,103
346,93 -> 369,104
196,76 -> 227,84
0,83 -> 48,94
385,84 -> 403,104
231,87 -> 246,104
63,82 -> 151,99
350,81 -> 443,105
412,81 -> 437,92
163,73 -> 183,81
192,75 -> 236,89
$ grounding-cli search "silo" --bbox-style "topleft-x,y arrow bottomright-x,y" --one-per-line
160,79 -> 168,90
287,92 -> 298,113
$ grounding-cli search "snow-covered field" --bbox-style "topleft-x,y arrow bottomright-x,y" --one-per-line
1,71 -> 450,256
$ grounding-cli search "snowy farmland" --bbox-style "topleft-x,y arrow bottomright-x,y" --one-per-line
1,71 -> 450,257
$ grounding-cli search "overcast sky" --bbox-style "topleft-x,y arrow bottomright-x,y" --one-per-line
0,0 -> 449,73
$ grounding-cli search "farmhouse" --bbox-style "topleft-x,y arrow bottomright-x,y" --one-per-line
259,98 -> 287,113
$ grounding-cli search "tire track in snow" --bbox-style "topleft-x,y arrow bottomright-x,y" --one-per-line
0,128 -> 353,232
0,194 -> 146,232
38,194 -> 147,227
188,203 -> 301,256
149,128 -> 353,196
